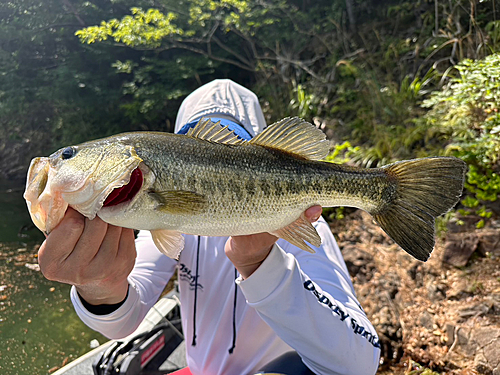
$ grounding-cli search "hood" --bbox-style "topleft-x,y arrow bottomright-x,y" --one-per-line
174,79 -> 267,137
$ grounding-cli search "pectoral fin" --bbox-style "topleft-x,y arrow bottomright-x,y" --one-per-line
150,190 -> 208,215
271,214 -> 321,253
151,229 -> 185,260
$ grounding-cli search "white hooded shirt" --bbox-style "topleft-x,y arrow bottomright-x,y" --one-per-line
70,79 -> 381,375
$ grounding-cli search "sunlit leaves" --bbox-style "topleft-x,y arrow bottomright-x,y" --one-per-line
76,0 -> 256,48
76,8 -> 183,47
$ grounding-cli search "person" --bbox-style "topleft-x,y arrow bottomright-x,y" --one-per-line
38,79 -> 381,374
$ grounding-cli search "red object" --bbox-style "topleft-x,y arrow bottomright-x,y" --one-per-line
103,168 -> 143,207
168,368 -> 192,375
140,334 -> 165,368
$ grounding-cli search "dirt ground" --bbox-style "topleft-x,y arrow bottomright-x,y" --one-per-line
330,210 -> 500,375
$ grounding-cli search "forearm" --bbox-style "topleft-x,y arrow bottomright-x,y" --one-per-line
237,244 -> 380,375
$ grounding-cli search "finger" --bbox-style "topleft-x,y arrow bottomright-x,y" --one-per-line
91,226 -> 135,270
92,227 -> 136,286
90,224 -> 123,265
118,228 -> 137,261
39,208 -> 85,264
84,225 -> 125,283
67,215 -> 108,265
116,228 -> 137,275
230,232 -> 277,250
304,205 -> 322,222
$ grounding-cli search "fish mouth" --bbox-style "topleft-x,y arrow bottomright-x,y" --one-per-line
102,167 -> 143,207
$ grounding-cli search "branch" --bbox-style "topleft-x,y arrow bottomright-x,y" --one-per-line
345,0 -> 357,33
231,27 -> 260,59
166,41 -> 256,71
257,54 -> 326,82
61,0 -> 86,26
200,21 -> 255,69
211,34 -> 254,68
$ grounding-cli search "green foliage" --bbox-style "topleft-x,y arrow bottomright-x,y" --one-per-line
75,0 -> 297,73
0,0 -> 134,177
423,53 -> 500,222
325,141 -> 360,165
325,66 -> 438,168
0,0 -> 217,179
76,8 -> 183,47
289,83 -> 321,119
405,360 -> 440,375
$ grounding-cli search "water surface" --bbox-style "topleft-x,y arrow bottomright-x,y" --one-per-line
0,180 -> 105,375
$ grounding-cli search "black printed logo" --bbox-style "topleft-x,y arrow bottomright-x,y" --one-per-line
304,279 -> 380,348
179,263 -> 203,291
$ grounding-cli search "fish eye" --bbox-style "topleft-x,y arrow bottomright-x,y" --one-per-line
61,147 -> 75,160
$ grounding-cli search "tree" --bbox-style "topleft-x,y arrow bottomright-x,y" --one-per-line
0,0 -> 172,179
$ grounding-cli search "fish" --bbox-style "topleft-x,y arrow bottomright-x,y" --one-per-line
24,117 -> 467,261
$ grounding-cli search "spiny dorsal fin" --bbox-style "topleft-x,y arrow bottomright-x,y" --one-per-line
187,118 -> 244,145
249,117 -> 330,161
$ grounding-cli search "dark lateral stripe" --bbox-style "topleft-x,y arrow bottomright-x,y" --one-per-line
245,177 -> 256,196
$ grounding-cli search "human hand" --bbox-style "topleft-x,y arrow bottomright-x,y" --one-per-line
225,205 -> 322,279
38,208 -> 137,305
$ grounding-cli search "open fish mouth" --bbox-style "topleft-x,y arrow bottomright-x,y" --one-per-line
103,167 -> 143,207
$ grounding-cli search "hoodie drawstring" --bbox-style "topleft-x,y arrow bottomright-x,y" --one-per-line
228,267 -> 238,354
191,236 -> 201,346
190,237 -> 238,354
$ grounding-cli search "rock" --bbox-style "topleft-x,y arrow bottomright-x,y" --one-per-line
445,324 -> 455,346
90,339 -> 100,349
454,327 -> 474,356
407,263 -> 425,287
446,278 -> 473,300
471,327 -> 500,349
483,342 -> 500,373
426,280 -> 447,301
453,327 -> 500,374
341,245 -> 375,282
443,232 -> 479,267
474,352 -> 493,375
448,215 -> 482,233
418,311 -> 434,330
459,303 -> 490,318
476,230 -> 500,256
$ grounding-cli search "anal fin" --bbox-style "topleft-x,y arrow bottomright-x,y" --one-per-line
271,214 -> 321,253
151,229 -> 185,260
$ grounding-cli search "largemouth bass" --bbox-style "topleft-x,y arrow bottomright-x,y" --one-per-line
24,117 -> 466,261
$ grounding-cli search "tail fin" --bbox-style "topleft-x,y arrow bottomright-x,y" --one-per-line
374,157 -> 467,261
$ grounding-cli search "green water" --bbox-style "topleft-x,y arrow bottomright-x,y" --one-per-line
0,180 -> 106,375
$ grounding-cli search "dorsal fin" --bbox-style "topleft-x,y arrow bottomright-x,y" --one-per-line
187,118 -> 244,145
249,117 -> 330,160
